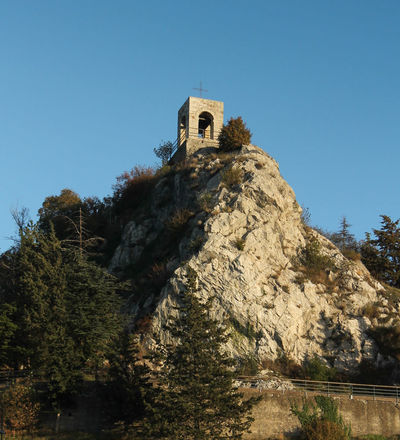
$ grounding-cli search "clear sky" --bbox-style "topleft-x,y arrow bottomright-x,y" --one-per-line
1,0 -> 399,251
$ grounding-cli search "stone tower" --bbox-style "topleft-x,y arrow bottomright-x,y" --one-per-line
174,97 -> 224,160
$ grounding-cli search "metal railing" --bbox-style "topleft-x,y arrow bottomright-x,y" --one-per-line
237,376 -> 400,402
238,376 -> 400,403
169,128 -> 222,159
2,368 -> 400,402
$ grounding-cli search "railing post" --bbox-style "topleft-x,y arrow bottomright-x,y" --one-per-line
373,385 -> 376,401
328,381 -> 330,397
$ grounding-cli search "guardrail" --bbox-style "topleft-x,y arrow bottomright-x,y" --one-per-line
169,128 -> 222,159
2,369 -> 400,402
237,376 -> 400,402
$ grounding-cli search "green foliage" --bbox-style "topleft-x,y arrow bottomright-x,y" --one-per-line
305,356 -> 336,381
221,166 -> 244,187
234,237 -> 246,251
229,316 -> 259,342
143,268 -> 259,439
154,140 -> 174,165
361,215 -> 400,287
332,217 -> 358,252
0,302 -> 17,366
237,355 -> 259,376
0,224 -> 122,408
197,191 -> 214,212
218,116 -> 252,151
297,236 -> 336,283
104,330 -> 153,425
37,190 -> 120,264
291,396 -> 351,440
369,324 -> 400,360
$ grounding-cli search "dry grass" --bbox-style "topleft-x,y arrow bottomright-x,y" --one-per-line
166,209 -> 194,234
363,302 -> 381,320
221,166 -> 243,187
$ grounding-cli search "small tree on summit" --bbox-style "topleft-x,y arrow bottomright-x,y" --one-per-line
218,117 -> 252,151
154,140 -> 174,165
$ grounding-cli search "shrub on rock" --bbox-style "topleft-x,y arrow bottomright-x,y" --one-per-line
218,117 -> 252,151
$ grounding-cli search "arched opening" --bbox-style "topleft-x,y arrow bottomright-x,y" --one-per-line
198,112 -> 214,139
179,115 -> 187,142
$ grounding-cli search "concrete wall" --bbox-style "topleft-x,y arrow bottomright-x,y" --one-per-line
39,387 -> 400,438
242,389 -> 400,439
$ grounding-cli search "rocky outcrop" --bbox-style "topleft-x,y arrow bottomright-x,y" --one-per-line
110,145 -> 391,373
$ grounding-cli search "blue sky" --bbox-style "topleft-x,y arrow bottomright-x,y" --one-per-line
1,0 -> 399,251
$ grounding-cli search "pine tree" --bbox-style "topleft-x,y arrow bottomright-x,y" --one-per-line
105,330 -> 153,425
337,216 -> 356,251
361,215 -> 400,287
3,223 -> 122,407
144,268 -> 259,440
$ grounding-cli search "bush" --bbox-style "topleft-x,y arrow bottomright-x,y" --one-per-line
305,419 -> 350,440
218,116 -> 252,151
112,166 -> 157,215
362,302 -> 381,321
166,209 -> 194,234
305,356 -> 336,381
296,237 -> 337,285
261,353 -> 303,378
197,192 -> 214,212
154,140 -> 174,165
1,380 -> 40,435
291,396 -> 351,440
234,237 -> 246,251
369,324 -> 400,360
221,166 -> 243,187
237,355 -> 259,375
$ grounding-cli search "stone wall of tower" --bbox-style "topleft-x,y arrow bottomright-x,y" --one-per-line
176,97 -> 224,159
186,97 -> 224,140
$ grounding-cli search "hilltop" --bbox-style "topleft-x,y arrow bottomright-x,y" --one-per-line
109,144 -> 397,378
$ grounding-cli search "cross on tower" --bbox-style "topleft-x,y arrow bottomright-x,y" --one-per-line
193,81 -> 208,98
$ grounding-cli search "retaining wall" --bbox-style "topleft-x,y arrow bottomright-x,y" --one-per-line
243,389 -> 400,439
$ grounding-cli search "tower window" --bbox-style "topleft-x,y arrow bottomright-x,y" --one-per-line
198,112 -> 214,139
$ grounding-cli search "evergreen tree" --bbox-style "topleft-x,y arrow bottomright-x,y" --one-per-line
337,216 -> 356,251
105,330 -> 153,425
144,268 -> 258,440
1,223 -> 122,407
361,215 -> 400,287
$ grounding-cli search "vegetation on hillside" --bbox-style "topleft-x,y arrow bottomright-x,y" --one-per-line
291,395 -> 351,440
0,224 -> 122,408
139,268 -> 259,439
218,116 -> 252,151
1,142 -> 400,438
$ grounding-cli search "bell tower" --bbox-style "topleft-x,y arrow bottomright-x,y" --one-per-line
175,96 -> 224,159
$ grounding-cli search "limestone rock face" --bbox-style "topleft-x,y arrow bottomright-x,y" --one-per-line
111,145 -> 386,372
